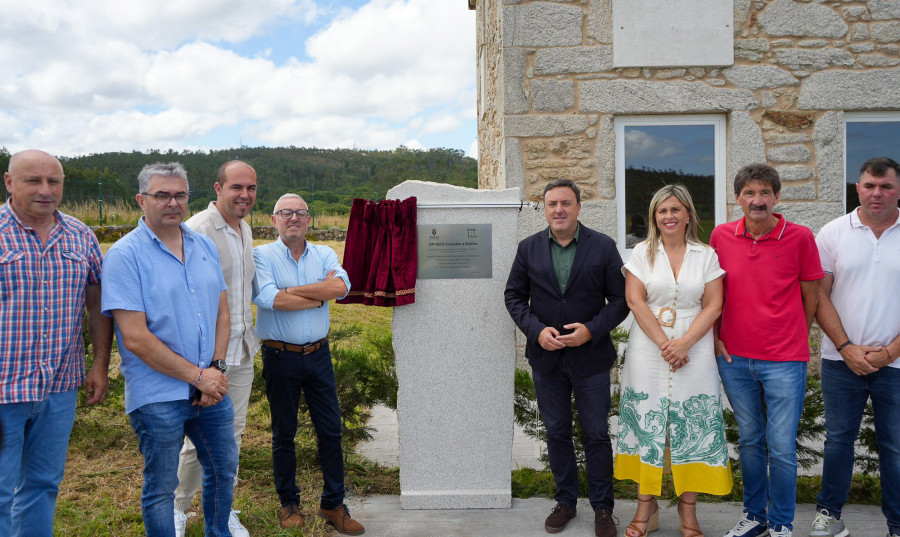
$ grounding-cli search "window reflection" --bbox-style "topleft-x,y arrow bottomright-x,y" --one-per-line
624,125 -> 716,243
845,120 -> 900,213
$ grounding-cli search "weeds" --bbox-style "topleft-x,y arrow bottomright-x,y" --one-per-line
57,239 -> 398,536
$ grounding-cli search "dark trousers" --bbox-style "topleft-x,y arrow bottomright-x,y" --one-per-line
262,342 -> 345,509
532,359 -> 614,511
818,359 -> 900,534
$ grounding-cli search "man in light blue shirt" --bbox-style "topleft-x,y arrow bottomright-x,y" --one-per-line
102,162 -> 237,537
252,193 -> 364,535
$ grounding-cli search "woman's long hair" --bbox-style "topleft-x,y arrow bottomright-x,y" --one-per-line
644,184 -> 702,268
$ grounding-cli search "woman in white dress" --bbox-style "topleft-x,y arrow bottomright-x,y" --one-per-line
614,185 -> 731,537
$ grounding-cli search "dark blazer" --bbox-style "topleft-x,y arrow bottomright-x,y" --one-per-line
505,223 -> 628,376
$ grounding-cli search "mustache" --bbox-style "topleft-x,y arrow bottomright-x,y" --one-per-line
749,203 -> 768,211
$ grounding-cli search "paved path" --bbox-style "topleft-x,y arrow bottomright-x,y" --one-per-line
348,496 -> 887,537
354,405 -> 873,535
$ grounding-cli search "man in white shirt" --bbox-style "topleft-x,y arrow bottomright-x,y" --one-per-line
809,157 -> 900,537
175,160 -> 260,537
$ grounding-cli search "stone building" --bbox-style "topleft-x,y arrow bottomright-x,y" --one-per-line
470,0 -> 900,249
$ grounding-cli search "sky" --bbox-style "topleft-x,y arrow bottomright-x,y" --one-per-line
0,0 -> 478,159
846,121 -> 900,183
624,125 -> 715,177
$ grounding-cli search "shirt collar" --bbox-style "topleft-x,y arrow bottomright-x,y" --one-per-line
1,201 -> 69,236
206,201 -> 229,230
275,236 -> 309,259
735,213 -> 787,241
849,207 -> 900,230
137,216 -> 194,243
656,240 -> 705,253
549,223 -> 579,246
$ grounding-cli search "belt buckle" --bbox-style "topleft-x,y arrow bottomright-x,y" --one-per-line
656,307 -> 676,328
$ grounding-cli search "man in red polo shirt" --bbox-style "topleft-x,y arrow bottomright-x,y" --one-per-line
710,163 -> 823,537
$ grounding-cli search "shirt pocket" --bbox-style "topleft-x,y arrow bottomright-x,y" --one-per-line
56,250 -> 90,297
0,249 -> 26,305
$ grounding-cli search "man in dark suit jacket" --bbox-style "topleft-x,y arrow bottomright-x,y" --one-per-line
505,179 -> 628,537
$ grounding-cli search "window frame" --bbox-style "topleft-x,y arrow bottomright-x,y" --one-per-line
614,114 -> 727,258
844,111 -> 900,212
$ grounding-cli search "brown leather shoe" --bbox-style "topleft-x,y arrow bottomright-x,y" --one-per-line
545,502 -> 577,533
319,504 -> 365,535
279,504 -> 304,529
594,508 -> 618,537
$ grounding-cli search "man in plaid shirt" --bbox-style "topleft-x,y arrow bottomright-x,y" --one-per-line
0,149 -> 113,537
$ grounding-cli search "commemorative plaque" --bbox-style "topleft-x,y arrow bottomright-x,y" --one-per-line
417,223 -> 491,279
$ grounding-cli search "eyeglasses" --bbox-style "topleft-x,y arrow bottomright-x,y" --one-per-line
274,209 -> 310,220
142,191 -> 189,206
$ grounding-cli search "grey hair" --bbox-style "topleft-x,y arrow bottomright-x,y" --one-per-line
137,162 -> 189,193
273,193 -> 306,213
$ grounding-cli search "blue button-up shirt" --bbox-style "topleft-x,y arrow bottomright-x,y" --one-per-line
101,218 -> 226,413
252,238 -> 349,345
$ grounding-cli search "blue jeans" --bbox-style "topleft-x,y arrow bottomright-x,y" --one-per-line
129,396 -> 237,537
262,342 -> 345,509
717,355 -> 806,530
532,359 -> 614,511
817,359 -> 900,535
0,389 -> 77,537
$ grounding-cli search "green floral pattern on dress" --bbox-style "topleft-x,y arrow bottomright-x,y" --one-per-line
617,386 -> 729,468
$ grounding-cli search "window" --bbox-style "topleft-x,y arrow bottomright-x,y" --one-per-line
615,115 -> 726,256
845,112 -> 900,213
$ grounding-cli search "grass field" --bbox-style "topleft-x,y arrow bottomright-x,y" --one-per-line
57,240 -> 397,536
59,200 -> 350,230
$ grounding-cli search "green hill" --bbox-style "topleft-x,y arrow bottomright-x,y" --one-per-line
0,146 -> 477,215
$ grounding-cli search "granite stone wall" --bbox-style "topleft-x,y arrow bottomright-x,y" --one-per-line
475,0 -> 900,238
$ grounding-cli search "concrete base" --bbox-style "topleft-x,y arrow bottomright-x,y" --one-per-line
401,490 -> 512,510
388,181 -> 520,510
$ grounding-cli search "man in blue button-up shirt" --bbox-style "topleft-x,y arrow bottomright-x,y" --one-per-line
252,193 -> 364,535
102,162 -> 237,537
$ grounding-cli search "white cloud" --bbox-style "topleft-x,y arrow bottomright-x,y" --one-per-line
624,129 -> 682,160
254,116 -> 408,150
467,139 -> 478,160
0,0 -> 477,155
403,139 -> 424,150
422,113 -> 462,135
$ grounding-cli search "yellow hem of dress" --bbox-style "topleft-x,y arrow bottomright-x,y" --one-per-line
614,453 -> 733,497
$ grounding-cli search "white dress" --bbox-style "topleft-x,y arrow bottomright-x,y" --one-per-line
613,241 -> 732,496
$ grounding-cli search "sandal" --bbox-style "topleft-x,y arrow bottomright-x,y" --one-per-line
625,497 -> 659,537
677,498 -> 704,537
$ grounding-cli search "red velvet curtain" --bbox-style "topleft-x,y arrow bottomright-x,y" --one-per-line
338,196 -> 417,306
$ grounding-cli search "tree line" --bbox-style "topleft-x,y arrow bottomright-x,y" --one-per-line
0,146 -> 478,215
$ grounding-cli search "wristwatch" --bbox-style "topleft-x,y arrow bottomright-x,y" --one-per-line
210,360 -> 227,373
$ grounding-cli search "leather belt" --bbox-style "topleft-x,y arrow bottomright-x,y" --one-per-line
262,338 -> 327,355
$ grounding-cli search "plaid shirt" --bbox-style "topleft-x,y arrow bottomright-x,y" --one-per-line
0,202 -> 102,403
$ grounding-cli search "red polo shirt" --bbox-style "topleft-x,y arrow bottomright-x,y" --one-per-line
710,214 -> 824,362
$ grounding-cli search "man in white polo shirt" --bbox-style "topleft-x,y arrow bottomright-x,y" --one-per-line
809,157 -> 900,537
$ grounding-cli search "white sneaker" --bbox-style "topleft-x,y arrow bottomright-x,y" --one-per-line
229,510 -> 251,537
768,525 -> 791,537
724,514 -> 769,537
174,509 -> 188,537
809,509 -> 848,537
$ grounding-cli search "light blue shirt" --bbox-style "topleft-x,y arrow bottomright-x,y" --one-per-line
252,238 -> 350,345
101,218 -> 226,414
